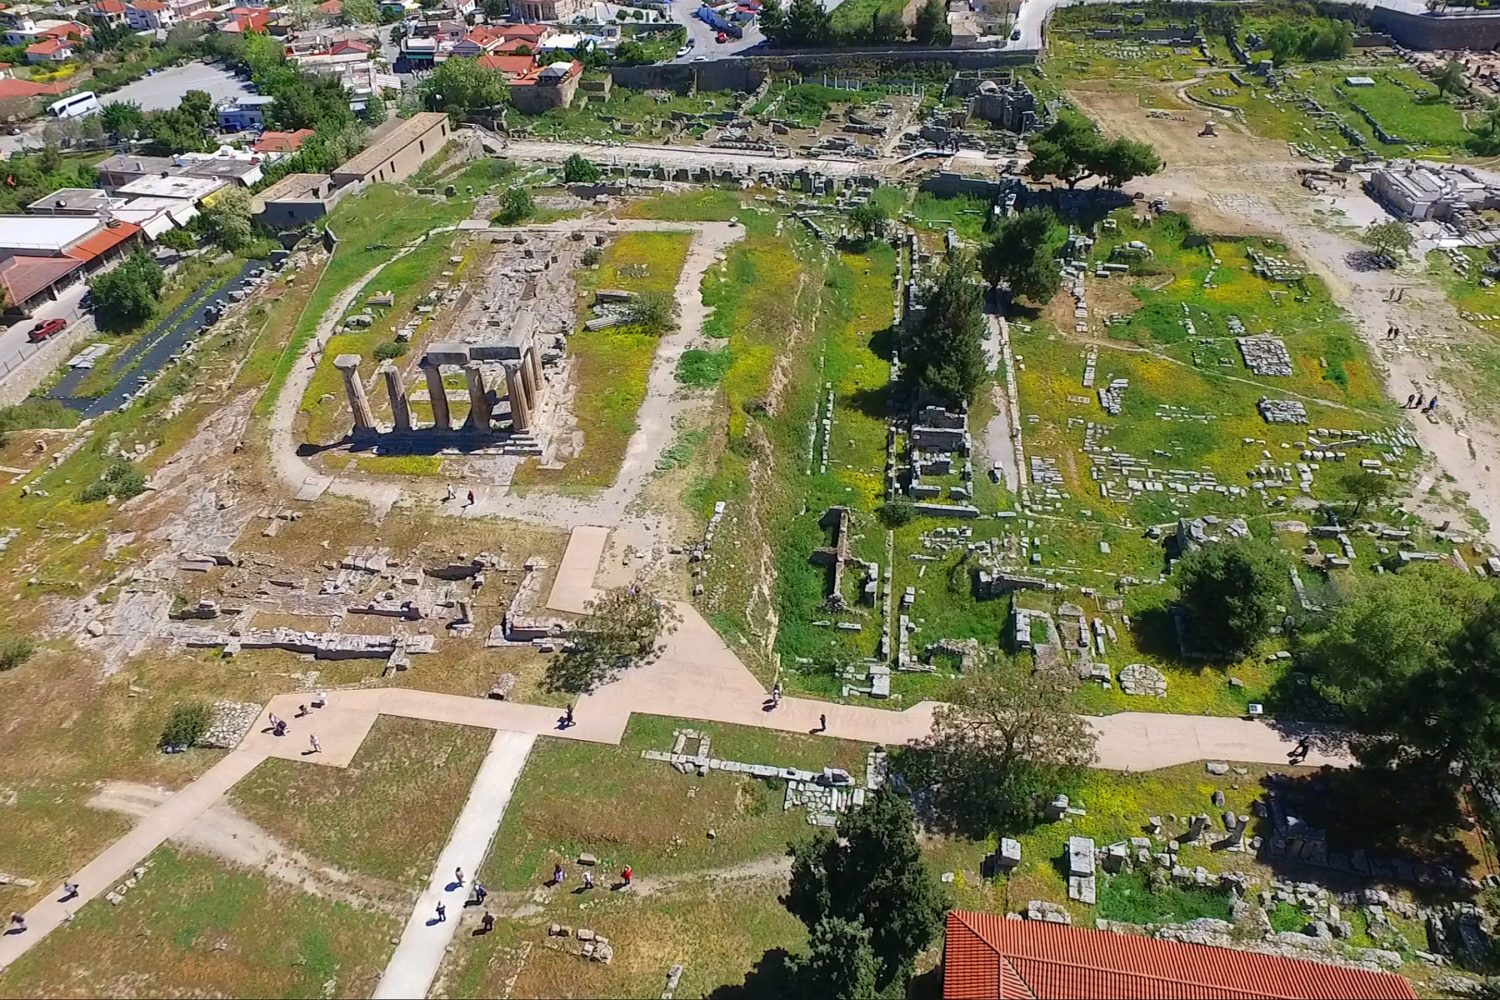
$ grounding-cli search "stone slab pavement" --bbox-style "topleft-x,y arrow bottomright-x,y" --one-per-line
0,749 -> 266,973
372,729 -> 536,1000
546,524 -> 610,614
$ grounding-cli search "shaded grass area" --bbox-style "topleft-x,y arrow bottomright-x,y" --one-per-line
230,718 -> 493,886
480,714 -> 867,892
513,229 -> 693,492
1097,868 -> 1234,924
0,846 -> 397,999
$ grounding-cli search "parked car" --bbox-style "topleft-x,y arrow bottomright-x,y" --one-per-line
1010,28 -> 1021,39
26,317 -> 66,343
676,43 -> 691,57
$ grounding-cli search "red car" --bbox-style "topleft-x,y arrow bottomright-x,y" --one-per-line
26,317 -> 66,343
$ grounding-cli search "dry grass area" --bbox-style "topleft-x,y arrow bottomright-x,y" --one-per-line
230,717 -> 494,887
0,846 -> 399,999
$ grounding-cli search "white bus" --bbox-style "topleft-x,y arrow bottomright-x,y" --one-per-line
48,92 -> 102,119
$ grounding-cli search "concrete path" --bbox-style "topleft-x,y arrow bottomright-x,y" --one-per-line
372,730 -> 536,1000
0,749 -> 265,971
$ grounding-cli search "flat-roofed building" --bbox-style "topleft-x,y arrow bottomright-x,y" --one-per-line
252,172 -> 343,229
115,174 -> 228,205
26,187 -> 122,216
0,216 -> 143,315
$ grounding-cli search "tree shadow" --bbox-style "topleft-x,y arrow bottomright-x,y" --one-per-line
843,383 -> 892,421
705,947 -> 797,1000
867,324 -> 900,362
1128,605 -> 1184,662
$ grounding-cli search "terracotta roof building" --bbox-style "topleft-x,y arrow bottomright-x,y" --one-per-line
253,128 -> 315,154
942,912 -> 1418,1000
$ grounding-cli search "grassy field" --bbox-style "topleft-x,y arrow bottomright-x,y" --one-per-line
518,87 -> 738,141
512,229 -> 693,493
480,714 -> 868,892
0,846 -> 398,999
229,717 -> 494,886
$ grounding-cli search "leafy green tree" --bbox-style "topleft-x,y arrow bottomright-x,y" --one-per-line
156,227 -> 198,252
868,7 -> 905,43
764,0 -> 830,46
1308,565 -> 1500,789
1362,220 -> 1413,263
904,250 -> 987,406
849,201 -> 888,244
1093,136 -> 1161,188
981,207 -> 1061,303
101,100 -> 145,138
197,187 -> 256,251
1174,538 -> 1290,661
178,88 -> 215,130
89,250 -> 164,329
907,654 -> 1096,836
362,90 -> 387,124
562,153 -> 601,183
1264,16 -> 1353,63
493,186 -> 534,224
341,0 -> 380,23
759,0 -> 787,41
144,109 -> 207,154
1024,111 -> 1099,188
1436,58 -> 1466,97
789,917 -> 879,999
786,789 -> 946,992
912,0 -> 952,45
1338,469 -> 1393,516
548,586 -> 680,692
423,56 -> 508,117
482,0 -> 509,17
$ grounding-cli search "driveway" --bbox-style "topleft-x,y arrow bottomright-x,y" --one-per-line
0,283 -> 91,387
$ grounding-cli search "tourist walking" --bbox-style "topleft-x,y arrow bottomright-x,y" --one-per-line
553,863 -> 565,886
583,870 -> 594,891
312,690 -> 327,709
435,901 -> 446,923
620,864 -> 632,888
466,489 -> 475,507
818,713 -> 827,733
8,912 -> 25,934
445,484 -> 456,502
771,682 -> 781,708
481,911 -> 495,933
455,867 -> 465,887
61,879 -> 78,901
308,734 -> 321,754
473,881 -> 487,905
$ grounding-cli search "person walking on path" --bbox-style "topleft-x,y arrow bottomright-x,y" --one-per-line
818,713 -> 828,733
481,911 -> 495,934
8,912 -> 25,934
445,484 -> 456,502
771,682 -> 781,708
473,881 -> 487,905
620,865 -> 632,889
561,704 -> 574,729
312,690 -> 327,709
466,489 -> 475,507
583,870 -> 595,891
455,867 -> 465,887
552,863 -> 565,886
268,712 -> 284,733
308,734 -> 321,754
1406,393 -> 1416,408
435,901 -> 446,923
61,879 -> 78,901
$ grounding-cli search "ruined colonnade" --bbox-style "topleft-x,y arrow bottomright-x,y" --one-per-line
335,340 -> 543,439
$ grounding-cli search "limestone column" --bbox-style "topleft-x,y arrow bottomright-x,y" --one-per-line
464,361 -> 493,431
335,354 -> 375,436
507,364 -> 531,432
525,343 -> 542,392
519,352 -> 538,411
379,360 -> 412,433
422,363 -> 450,431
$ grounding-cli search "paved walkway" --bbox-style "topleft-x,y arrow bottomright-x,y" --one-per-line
0,749 -> 265,971
372,730 -> 536,1000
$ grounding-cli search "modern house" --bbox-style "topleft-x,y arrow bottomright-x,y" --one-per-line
941,911 -> 1417,1000
125,0 -> 177,30
0,216 -> 143,315
24,37 -> 72,63
216,94 -> 276,131
253,128 -> 315,154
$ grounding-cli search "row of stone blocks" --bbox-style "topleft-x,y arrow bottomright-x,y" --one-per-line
335,341 -> 544,438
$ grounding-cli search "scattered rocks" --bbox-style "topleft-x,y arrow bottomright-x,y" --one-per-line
1119,663 -> 1167,697
199,700 -> 263,749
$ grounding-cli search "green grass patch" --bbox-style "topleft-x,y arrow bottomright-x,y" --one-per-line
677,346 -> 732,386
1096,869 -> 1235,924
229,717 -> 492,886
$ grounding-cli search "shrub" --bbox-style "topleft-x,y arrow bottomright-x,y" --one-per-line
0,397 -> 80,435
626,289 -> 677,335
676,347 -> 731,386
156,227 -> 199,252
79,459 -> 148,503
372,340 -> 409,361
159,702 -> 211,749
877,499 -> 917,527
492,186 -> 535,225
581,246 -> 603,267
0,634 -> 35,671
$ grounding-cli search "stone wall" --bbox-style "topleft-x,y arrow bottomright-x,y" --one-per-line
1368,7 -> 1500,50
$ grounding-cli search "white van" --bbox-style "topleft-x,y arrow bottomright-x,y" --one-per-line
48,92 -> 102,119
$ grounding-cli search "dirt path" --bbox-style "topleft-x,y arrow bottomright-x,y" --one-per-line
90,781 -> 409,915
265,219 -> 745,545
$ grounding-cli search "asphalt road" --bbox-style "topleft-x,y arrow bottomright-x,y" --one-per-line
50,257 -> 262,418
669,0 -> 765,62
0,284 -> 91,385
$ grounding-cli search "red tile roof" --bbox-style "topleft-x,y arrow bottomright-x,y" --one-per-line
475,53 -> 535,77
329,38 -> 371,53
91,0 -> 128,12
942,912 -> 1418,1000
253,127 -> 314,152
130,0 -> 169,10
0,254 -> 83,305
64,220 -> 140,262
317,0 -> 342,11
43,21 -> 92,38
0,77 -> 69,97
26,38 -> 70,56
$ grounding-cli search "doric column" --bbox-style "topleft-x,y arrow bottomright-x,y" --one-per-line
507,363 -> 531,432
379,360 -> 412,433
464,361 -> 493,431
525,343 -> 541,391
335,354 -> 375,436
422,363 -> 450,431
519,352 -> 538,410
